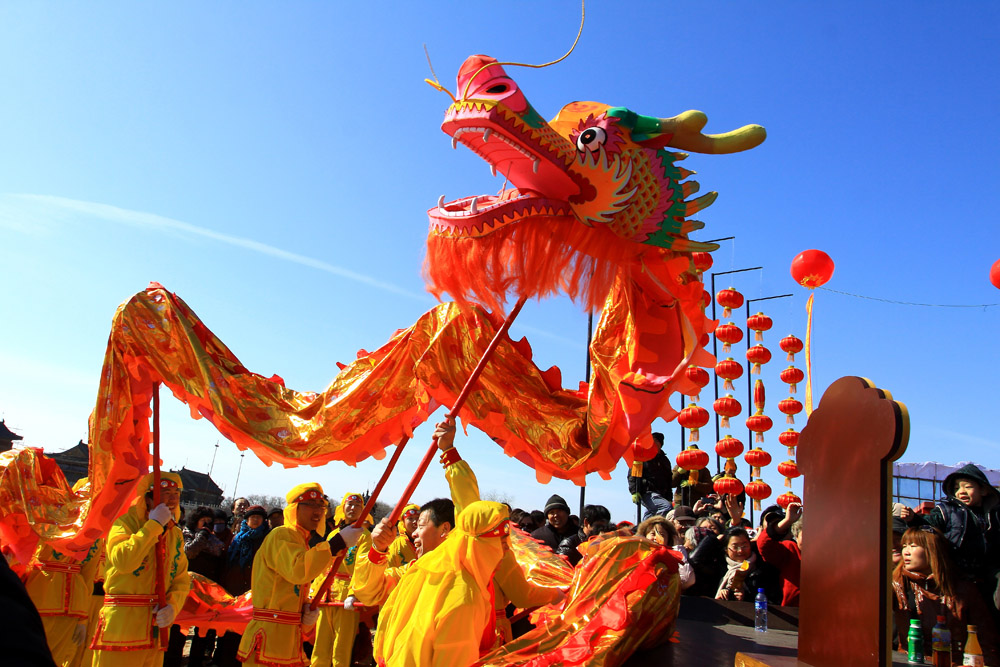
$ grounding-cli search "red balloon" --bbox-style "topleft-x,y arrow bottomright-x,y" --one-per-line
991,259 -> 1000,289
790,250 -> 835,288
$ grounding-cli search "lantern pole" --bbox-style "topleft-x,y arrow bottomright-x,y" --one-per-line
579,311 -> 593,517
709,266 -> 762,474
744,293 -> 793,527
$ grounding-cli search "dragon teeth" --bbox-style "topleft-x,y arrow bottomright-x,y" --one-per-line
438,195 -> 446,210
470,197 -> 479,214
532,158 -> 539,173
482,128 -> 492,142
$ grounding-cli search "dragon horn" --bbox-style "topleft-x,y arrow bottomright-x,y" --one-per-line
658,110 -> 766,154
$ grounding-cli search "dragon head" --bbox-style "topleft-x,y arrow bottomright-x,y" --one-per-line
425,55 -> 765,312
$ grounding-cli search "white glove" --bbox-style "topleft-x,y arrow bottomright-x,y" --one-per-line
71,621 -> 87,645
337,525 -> 363,549
301,603 -> 319,626
149,503 -> 173,527
343,595 -> 357,611
154,604 -> 175,628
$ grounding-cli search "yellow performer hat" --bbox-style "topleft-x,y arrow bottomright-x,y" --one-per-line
284,482 -> 327,536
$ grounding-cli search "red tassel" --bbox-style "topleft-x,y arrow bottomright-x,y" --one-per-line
755,431 -> 764,443
786,414 -> 795,425
724,379 -> 734,391
720,416 -> 730,429
688,427 -> 699,442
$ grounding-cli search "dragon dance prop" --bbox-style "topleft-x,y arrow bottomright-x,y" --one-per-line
0,54 -> 764,575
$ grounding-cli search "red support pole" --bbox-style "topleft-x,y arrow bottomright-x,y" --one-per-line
309,293 -> 529,609
152,383 -> 167,648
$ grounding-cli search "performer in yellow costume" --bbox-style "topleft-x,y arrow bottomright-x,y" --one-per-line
374,500 -> 510,667
310,492 -> 372,667
237,483 -> 361,667
356,420 -> 562,649
24,534 -> 102,666
77,539 -> 107,667
386,504 -> 419,568
91,472 -> 190,667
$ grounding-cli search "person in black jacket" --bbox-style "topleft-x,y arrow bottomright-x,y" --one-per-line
914,463 -> 1000,621
628,432 -> 673,520
556,505 -> 611,566
531,495 -> 576,551
688,526 -> 781,602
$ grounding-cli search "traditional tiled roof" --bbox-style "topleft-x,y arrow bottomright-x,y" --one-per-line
0,420 -> 23,441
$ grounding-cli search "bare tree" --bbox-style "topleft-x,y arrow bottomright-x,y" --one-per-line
482,489 -> 515,506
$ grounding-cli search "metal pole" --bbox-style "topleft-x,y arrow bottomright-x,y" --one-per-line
232,451 -> 245,499
208,441 -> 219,476
580,311 -> 593,517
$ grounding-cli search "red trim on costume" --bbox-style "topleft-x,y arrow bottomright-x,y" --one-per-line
38,560 -> 83,614
147,479 -> 179,491
403,507 -> 420,520
439,447 -> 462,467
477,520 -> 510,539
344,494 -> 363,504
251,608 -> 302,625
103,594 -> 157,607
39,560 -> 82,574
292,489 -> 324,504
367,548 -> 388,565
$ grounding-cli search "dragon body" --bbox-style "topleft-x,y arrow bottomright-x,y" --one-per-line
0,55 -> 764,563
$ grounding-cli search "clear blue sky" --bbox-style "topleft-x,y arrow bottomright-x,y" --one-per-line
2,3 -> 998,522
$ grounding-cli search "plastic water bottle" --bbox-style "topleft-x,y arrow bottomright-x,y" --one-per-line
754,588 -> 768,633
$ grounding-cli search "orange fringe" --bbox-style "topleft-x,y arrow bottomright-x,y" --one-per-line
424,215 -> 654,313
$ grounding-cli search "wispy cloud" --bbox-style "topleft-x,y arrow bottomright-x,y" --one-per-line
1,193 -> 587,348
0,193 -> 433,302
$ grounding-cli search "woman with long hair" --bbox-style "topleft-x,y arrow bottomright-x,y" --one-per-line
637,515 -> 695,590
892,526 -> 998,664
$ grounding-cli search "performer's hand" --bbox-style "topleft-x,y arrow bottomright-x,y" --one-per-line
72,621 -> 87,645
343,595 -> 357,611
308,531 -> 325,548
338,525 -> 363,549
434,417 -> 456,451
154,604 -> 176,628
149,503 -> 172,527
631,493 -> 641,505
301,603 -> 319,626
371,517 -> 397,552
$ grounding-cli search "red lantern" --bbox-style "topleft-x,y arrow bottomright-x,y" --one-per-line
778,397 -> 803,424
777,460 -> 801,487
702,290 -> 712,308
715,434 -> 745,460
712,394 -> 742,429
776,491 -> 802,510
676,445 -> 710,485
716,287 -> 744,318
780,335 -> 803,362
747,312 -> 773,342
790,250 -> 835,288
746,413 -> 773,444
714,322 -> 743,353
746,345 -> 771,374
714,474 -> 744,497
779,366 -> 805,393
778,428 -> 800,455
692,252 -> 714,274
678,404 -> 710,442
715,358 -> 744,391
629,433 -> 659,477
745,479 -> 773,511
685,365 -> 711,402
744,447 -> 772,477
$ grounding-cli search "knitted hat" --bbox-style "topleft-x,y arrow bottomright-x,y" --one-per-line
543,494 -> 570,514
245,505 -> 267,519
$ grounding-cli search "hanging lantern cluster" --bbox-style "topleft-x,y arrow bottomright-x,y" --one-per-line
747,312 -> 773,342
715,322 -> 743,353
780,335 -> 803,362
776,333 -> 805,490
676,445 -> 709,485
678,403 -> 710,442
744,378 -> 773,510
716,287 -> 744,319
685,365 -> 711,403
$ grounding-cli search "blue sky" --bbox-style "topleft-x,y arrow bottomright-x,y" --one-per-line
2,3 -> 998,522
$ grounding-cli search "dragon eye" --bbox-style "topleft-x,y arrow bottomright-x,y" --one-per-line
486,84 -> 508,94
576,127 -> 607,152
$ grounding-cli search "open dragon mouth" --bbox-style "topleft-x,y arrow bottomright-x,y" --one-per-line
428,110 -> 580,238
